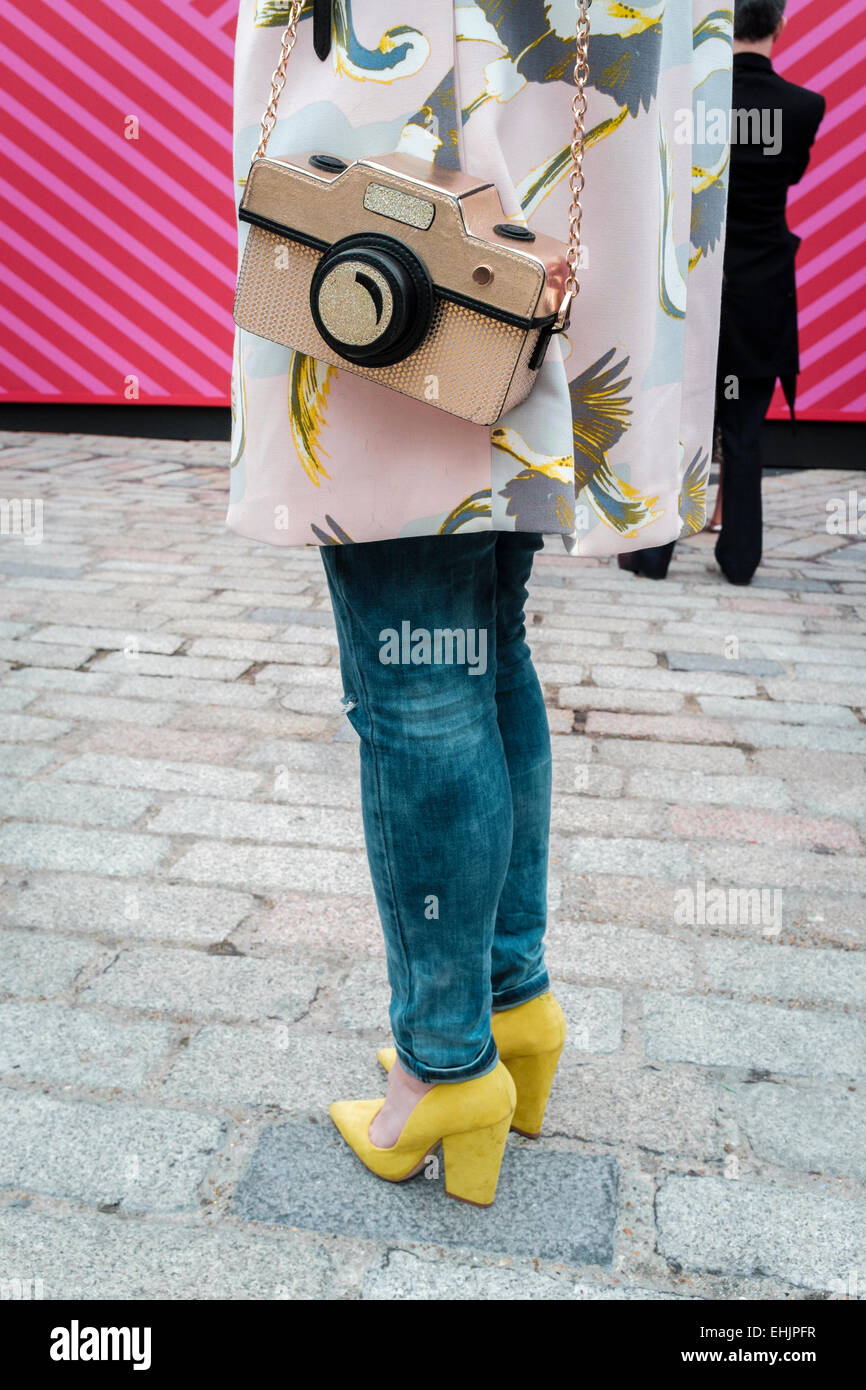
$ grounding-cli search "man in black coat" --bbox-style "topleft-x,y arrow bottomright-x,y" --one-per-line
620,0 -> 825,584
715,0 -> 825,584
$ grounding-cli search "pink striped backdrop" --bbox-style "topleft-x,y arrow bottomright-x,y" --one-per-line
0,0 -> 863,421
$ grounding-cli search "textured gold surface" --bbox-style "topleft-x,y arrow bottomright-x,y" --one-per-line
234,226 -> 543,425
315,261 -> 394,345
363,181 -> 435,230
241,155 -> 560,320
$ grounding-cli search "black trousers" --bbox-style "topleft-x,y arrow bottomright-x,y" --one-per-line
714,374 -> 777,585
618,374 -> 777,584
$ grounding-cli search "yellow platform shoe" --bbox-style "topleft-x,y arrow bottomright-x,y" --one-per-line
377,992 -> 566,1139
329,1059 -> 516,1207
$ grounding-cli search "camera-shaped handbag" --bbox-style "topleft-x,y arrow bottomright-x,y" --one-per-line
233,1 -> 590,427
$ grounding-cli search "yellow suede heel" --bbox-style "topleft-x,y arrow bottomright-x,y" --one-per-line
502,1047 -> 564,1138
329,1060 -> 516,1207
377,991 -> 566,1139
440,1115 -> 513,1206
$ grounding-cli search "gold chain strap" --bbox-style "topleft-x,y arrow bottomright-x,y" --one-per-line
557,0 -> 591,330
253,0 -> 304,163
252,0 -> 591,324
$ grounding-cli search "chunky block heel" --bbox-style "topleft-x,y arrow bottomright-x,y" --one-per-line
505,1046 -> 564,1137
329,1059 -> 516,1205
441,1115 -> 512,1207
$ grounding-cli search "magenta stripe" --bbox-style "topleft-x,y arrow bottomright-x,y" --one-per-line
0,86 -> 236,276
0,35 -> 235,239
0,226 -> 225,398
793,182 -> 866,239
0,140 -> 233,346
796,225 -> 866,287
0,232 -> 194,397
16,0 -> 233,138
0,339 -> 66,395
799,35 -> 866,96
209,0 -> 242,30
778,0 -> 865,66
161,0 -> 237,56
789,130 -> 866,206
799,268 -> 866,327
800,308 -> 866,368
797,350 -> 866,411
0,304 -> 113,394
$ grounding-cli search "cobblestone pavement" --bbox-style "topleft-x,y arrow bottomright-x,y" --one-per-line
0,429 -> 865,1301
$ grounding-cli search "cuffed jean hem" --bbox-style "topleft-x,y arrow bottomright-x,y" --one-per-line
491,968 -> 551,1012
395,1033 -> 500,1085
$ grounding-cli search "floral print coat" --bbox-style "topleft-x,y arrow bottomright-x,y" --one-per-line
228,1 -> 734,553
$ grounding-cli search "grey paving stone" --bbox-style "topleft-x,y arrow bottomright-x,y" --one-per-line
551,794 -> 669,837
656,1175 -> 866,1294
146,797 -> 364,849
625,768 -> 790,811
595,740 -> 748,773
242,740 -> 360,775
665,651 -> 785,677
5,874 -> 255,944
0,744 -> 55,776
588,666 -> 759,697
188,637 -> 333,666
249,606 -> 332,625
698,696 -> 859,728
94,651 -> 253,681
547,921 -> 695,989
565,835 -> 693,880
0,638 -> 94,668
545,1057 -> 722,1158
643,992 -> 866,1080
30,626 -> 184,653
231,1120 -> 618,1266
0,1000 -> 174,1089
0,929 -> 97,996
0,687 -> 35,711
0,713 -> 70,743
161,1027 -> 375,1110
2,666 -> 114,694
170,841 -> 370,894
30,693 -> 179,727
359,1250 -> 691,1300
338,960 -> 389,1030
0,1088 -> 225,1211
701,938 -> 866,1007
0,776 -> 153,827
736,722 -> 866,754
0,1204 -> 364,1300
555,982 -> 623,1053
49,753 -> 263,797
723,1081 -> 866,1182
81,947 -> 328,1023
552,761 -> 624,797
688,842 -> 866,895
0,822 -> 169,876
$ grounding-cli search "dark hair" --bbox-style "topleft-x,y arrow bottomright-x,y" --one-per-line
734,0 -> 787,41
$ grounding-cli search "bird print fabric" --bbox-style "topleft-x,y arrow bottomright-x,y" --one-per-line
228,1 -> 733,554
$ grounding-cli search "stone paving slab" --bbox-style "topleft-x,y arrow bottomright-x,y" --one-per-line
1,432 -> 865,1300
0,1204 -> 368,1300
656,1175 -> 866,1295
0,1088 -> 225,1212
231,1121 -> 618,1267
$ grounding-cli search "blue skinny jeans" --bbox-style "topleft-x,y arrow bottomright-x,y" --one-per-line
320,531 -> 551,1083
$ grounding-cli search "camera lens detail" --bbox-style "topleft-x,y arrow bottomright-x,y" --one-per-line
310,233 -> 433,367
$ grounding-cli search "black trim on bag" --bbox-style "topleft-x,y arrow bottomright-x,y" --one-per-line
238,205 -> 557,331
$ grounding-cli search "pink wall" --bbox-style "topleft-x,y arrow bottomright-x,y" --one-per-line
0,1 -> 862,421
